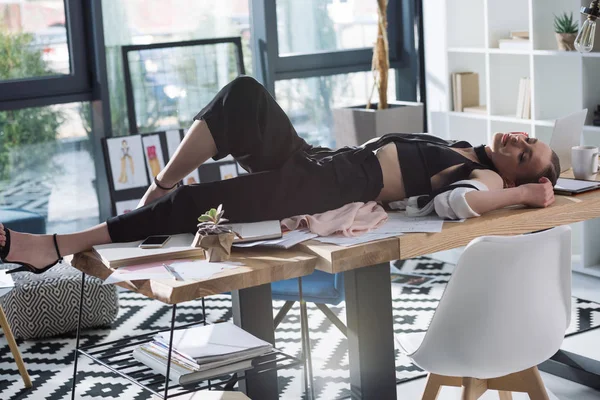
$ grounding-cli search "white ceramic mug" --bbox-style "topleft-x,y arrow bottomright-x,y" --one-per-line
572,146 -> 599,180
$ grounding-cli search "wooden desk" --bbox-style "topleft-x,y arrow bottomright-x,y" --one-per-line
69,249 -> 317,400
297,187 -> 600,400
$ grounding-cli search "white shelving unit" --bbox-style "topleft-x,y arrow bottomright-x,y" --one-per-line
424,0 -> 600,277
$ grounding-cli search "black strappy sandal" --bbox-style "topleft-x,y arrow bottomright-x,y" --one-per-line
1,230 -> 63,274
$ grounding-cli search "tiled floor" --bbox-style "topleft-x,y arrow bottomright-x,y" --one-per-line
395,272 -> 600,400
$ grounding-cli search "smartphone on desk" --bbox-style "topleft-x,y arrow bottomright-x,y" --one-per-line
139,235 -> 171,249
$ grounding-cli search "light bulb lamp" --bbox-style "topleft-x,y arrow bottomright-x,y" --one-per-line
576,0 -> 600,52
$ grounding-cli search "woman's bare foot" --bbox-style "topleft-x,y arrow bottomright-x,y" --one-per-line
0,224 -> 62,271
137,180 -> 177,209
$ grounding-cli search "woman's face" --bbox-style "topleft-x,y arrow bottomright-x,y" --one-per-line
490,132 -> 553,185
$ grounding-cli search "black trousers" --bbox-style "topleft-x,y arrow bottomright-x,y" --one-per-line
107,76 -> 384,243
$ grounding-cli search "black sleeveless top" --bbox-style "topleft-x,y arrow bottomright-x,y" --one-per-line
304,133 -> 497,200
348,133 -> 497,198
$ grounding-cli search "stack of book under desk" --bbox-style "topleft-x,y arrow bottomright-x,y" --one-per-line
77,320 -> 301,398
133,323 -> 274,386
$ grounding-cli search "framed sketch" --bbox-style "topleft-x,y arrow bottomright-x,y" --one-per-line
141,134 -> 166,182
115,199 -> 142,215
219,163 -> 238,180
106,135 -> 148,191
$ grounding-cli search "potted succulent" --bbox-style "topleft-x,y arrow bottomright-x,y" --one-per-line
333,0 -> 424,147
192,204 -> 241,262
554,12 -> 579,51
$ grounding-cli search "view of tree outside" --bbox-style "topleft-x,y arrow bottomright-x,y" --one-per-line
0,1 -> 98,233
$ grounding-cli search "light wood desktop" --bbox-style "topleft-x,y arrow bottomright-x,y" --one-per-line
71,248 -> 316,305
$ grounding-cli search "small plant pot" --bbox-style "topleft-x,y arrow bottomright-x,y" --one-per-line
556,33 -> 577,51
192,232 -> 235,262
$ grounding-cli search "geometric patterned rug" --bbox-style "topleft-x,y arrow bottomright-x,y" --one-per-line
1,257 -> 599,400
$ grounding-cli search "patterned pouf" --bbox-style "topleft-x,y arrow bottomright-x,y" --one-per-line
0,263 -> 118,340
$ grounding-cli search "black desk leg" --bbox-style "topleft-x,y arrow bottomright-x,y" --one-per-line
163,304 -> 178,399
71,272 -> 86,400
232,284 -> 279,400
345,263 -> 397,400
539,349 -> 600,390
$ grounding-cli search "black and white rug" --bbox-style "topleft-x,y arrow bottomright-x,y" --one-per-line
1,257 -> 599,400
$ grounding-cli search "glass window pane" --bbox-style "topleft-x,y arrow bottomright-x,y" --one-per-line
275,70 -> 397,148
0,102 -> 100,233
0,0 -> 70,80
277,0 -> 378,55
102,0 -> 251,136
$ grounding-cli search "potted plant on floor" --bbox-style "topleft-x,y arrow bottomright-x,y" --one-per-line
554,12 -> 579,51
332,0 -> 424,147
192,204 -> 241,262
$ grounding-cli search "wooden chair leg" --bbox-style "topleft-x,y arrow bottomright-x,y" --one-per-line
462,377 -> 488,400
421,373 -> 443,400
498,391 -> 513,400
0,305 -> 32,388
521,367 -> 549,400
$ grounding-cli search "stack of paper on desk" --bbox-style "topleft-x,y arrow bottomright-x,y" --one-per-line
103,259 -> 243,284
133,323 -> 273,385
93,234 -> 203,268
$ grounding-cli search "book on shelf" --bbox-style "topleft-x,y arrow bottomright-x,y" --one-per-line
452,72 -> 480,112
92,233 -> 204,268
463,105 -> 487,115
132,347 -> 254,386
510,30 -> 530,40
516,77 -> 531,119
498,39 -> 531,50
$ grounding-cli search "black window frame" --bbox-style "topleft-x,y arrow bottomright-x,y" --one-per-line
0,0 -> 94,111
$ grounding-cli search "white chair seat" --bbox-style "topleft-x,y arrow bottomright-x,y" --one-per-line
396,332 -> 426,356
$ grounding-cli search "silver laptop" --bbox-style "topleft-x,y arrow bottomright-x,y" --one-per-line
549,109 -> 588,172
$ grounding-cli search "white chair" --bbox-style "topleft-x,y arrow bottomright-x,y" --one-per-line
396,226 -> 572,400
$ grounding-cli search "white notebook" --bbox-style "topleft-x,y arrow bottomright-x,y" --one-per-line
229,220 -> 282,243
92,233 -> 204,268
155,322 -> 272,361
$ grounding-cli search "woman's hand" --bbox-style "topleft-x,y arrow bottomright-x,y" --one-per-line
519,177 -> 555,208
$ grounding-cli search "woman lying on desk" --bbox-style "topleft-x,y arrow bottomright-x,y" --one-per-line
0,76 -> 560,274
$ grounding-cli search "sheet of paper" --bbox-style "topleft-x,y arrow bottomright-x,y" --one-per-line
103,259 -> 243,284
314,232 -> 402,247
0,270 -> 15,297
233,229 -> 318,249
369,213 -> 445,234
169,260 -> 242,280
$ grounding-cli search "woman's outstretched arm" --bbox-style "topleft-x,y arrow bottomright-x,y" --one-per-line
464,170 -> 555,216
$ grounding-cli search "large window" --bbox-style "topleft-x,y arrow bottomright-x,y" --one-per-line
0,102 -> 99,232
276,70 -> 397,148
